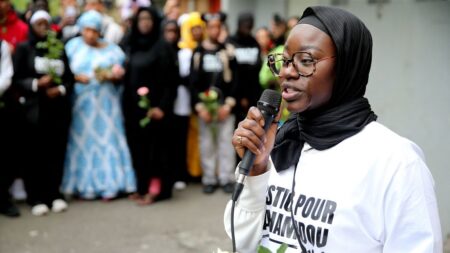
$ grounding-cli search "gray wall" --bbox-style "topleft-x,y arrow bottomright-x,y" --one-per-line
335,0 -> 450,239
221,0 -> 287,35
222,0 -> 450,238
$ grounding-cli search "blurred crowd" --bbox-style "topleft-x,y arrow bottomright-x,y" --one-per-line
0,0 -> 298,217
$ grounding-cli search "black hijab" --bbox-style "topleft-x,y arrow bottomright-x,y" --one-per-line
161,19 -> 180,50
270,6 -> 377,173
127,7 -> 161,53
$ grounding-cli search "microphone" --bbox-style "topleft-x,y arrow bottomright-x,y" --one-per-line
232,89 -> 281,201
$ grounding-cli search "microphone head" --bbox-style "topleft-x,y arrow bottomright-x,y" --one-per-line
257,89 -> 282,116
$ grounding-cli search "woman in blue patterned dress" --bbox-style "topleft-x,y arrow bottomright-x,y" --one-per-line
62,10 -> 136,199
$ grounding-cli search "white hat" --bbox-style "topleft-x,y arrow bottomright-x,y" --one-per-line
30,10 -> 52,25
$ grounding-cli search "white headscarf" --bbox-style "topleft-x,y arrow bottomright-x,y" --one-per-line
30,10 -> 51,25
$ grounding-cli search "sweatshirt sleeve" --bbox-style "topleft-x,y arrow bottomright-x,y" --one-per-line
0,41 -> 13,96
223,162 -> 272,253
382,153 -> 442,253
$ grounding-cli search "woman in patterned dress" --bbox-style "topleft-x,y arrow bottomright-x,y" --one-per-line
62,10 -> 136,200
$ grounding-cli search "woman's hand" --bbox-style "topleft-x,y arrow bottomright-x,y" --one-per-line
218,104 -> 231,122
75,74 -> 90,84
148,107 -> 165,121
111,64 -> 125,80
198,109 -> 212,123
195,104 -> 212,123
46,86 -> 61,98
37,75 -> 53,89
232,106 -> 281,176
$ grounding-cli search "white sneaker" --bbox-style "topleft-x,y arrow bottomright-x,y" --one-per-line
174,181 -> 187,190
51,199 -> 68,213
31,204 -> 49,216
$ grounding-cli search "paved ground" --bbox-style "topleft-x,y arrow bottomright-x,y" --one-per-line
0,184 -> 232,253
1,183 -> 449,253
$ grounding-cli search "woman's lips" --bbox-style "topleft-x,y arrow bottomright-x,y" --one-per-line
281,85 -> 302,101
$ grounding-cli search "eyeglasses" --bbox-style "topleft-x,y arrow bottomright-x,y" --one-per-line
267,51 -> 335,78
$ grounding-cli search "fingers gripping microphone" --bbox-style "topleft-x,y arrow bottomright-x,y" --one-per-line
232,89 -> 282,201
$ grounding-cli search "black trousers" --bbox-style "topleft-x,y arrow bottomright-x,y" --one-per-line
0,108 -> 19,207
169,115 -> 190,183
20,119 -> 68,206
126,120 -> 152,196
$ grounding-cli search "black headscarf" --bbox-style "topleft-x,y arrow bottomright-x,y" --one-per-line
126,7 -> 161,53
270,6 -> 377,173
161,19 -> 180,50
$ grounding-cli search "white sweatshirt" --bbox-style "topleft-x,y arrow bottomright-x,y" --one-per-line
224,122 -> 442,253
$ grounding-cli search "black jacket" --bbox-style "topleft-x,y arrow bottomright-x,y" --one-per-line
227,33 -> 263,118
12,34 -> 73,127
189,42 -> 236,108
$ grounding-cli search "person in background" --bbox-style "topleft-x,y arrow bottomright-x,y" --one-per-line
21,0 -> 49,23
119,0 -> 151,24
162,19 -> 190,191
287,15 -> 300,32
62,10 -> 135,200
178,12 -> 205,182
270,13 -> 287,47
218,22 -> 229,44
190,12 -> 236,194
163,0 -> 180,22
84,0 -> 124,44
121,7 -> 177,205
12,10 -> 73,216
0,0 -> 28,213
0,39 -> 17,217
22,0 -> 78,42
259,14 -> 286,91
0,0 -> 28,51
225,6 -> 442,253
255,26 -> 273,61
227,12 -> 262,128
121,7 -> 160,204
150,20 -> 179,201
55,0 -> 81,42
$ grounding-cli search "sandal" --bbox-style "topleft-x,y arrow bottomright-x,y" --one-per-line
128,193 -> 140,201
136,194 -> 154,206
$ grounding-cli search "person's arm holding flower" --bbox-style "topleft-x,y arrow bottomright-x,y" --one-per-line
218,46 -> 237,122
13,44 -> 60,97
13,44 -> 48,95
149,41 -> 179,121
45,49 -> 75,99
94,64 -> 126,83
94,45 -> 126,84
218,96 -> 236,122
148,107 -> 164,121
195,101 -> 213,123
190,49 -> 213,122
137,86 -> 153,127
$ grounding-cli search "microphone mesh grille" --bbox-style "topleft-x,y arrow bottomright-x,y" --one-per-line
259,89 -> 282,109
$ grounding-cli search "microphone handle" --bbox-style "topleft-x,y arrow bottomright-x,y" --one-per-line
233,109 -> 274,202
238,109 -> 274,176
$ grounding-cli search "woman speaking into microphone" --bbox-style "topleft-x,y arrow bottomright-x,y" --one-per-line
224,6 -> 442,253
